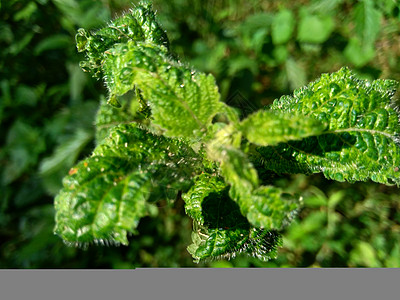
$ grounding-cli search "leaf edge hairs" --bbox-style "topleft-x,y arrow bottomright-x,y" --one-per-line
54,1 -> 400,263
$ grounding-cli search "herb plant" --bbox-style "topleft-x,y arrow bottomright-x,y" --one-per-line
54,2 -> 400,263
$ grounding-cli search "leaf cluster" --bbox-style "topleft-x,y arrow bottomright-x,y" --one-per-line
54,2 -> 400,263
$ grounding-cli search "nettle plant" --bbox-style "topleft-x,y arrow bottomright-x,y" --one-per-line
54,3 -> 400,263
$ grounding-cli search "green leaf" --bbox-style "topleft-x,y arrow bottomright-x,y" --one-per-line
55,158 -> 154,246
344,38 -> 375,67
34,35 -> 72,55
76,2 -> 169,77
344,0 -> 381,66
103,42 -> 222,139
285,57 -> 307,90
183,173 -> 227,225
297,10 -> 334,43
54,124 -> 200,246
2,120 -> 46,184
94,96 -> 139,144
184,174 -> 282,263
207,141 -> 299,229
353,0 -> 381,47
13,2 -> 37,21
271,9 -> 295,45
240,110 -> 326,146
259,67 -> 400,185
39,129 -> 93,195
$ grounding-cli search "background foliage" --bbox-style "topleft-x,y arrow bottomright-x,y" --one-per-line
1,0 -> 399,268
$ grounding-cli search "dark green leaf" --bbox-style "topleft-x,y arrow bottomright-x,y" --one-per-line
184,174 -> 282,262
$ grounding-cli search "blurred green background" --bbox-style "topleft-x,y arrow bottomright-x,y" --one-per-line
1,0 -> 399,268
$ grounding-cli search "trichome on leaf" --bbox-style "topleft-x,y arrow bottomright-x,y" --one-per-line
54,2 -> 400,263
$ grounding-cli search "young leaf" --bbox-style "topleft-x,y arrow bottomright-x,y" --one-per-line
76,2 -> 169,77
54,124 -> 200,246
55,157 -> 154,246
208,141 -> 299,229
259,67 -> 400,185
240,110 -> 326,146
102,42 -> 223,138
183,174 -> 282,262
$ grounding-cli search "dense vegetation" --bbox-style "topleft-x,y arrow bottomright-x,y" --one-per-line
1,0 -> 399,268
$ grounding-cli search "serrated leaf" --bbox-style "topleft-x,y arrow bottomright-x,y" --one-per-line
55,159 -> 154,246
94,96 -> 139,144
207,140 -> 299,229
240,110 -> 326,146
182,173 -> 227,225
183,174 -> 282,263
76,2 -> 169,77
260,67 -> 400,185
54,124 -> 200,246
103,42 -> 223,138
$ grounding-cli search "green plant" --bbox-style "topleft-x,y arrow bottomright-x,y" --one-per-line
54,2 -> 400,263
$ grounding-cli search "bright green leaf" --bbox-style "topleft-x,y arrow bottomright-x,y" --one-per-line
208,142 -> 299,229
240,110 -> 326,146
271,9 -> 295,45
103,42 -> 222,139
297,10 -> 334,43
54,124 -> 200,246
259,67 -> 400,185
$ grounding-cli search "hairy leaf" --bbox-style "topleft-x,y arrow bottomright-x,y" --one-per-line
94,97 -> 138,144
76,2 -> 169,77
184,174 -> 282,262
102,42 -> 223,138
208,141 -> 299,229
54,124 -> 200,246
240,110 -> 326,146
259,67 -> 400,185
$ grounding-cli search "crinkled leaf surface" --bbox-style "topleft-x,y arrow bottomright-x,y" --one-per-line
94,96 -> 139,144
77,3 -> 223,140
54,124 -> 200,246
240,110 -> 326,146
258,67 -> 400,185
102,42 -> 222,138
75,2 -> 169,77
183,174 -> 282,263
208,141 -> 299,229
